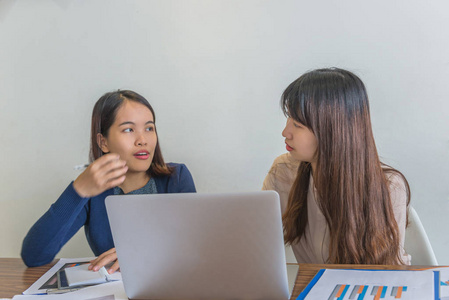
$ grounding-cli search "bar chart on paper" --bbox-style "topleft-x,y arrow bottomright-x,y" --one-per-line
328,284 -> 408,300
298,269 -> 437,300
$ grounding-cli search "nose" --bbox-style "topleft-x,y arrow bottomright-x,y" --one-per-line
282,126 -> 288,138
136,133 -> 148,146
282,119 -> 291,139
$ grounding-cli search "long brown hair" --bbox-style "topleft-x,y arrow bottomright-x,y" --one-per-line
282,68 -> 410,265
89,90 -> 173,177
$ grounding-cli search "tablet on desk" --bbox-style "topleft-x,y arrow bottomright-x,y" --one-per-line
58,264 -> 110,288
49,264 -> 120,294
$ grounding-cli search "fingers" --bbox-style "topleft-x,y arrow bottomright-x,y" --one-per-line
89,248 -> 118,272
73,154 -> 128,197
107,260 -> 120,274
91,154 -> 128,183
92,154 -> 124,172
89,247 -> 116,264
103,175 -> 127,191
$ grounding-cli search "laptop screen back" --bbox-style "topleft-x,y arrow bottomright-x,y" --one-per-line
105,191 -> 289,300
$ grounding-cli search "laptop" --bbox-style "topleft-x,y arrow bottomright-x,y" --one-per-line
105,191 -> 290,300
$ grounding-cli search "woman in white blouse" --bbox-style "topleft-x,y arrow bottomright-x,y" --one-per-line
263,68 -> 411,265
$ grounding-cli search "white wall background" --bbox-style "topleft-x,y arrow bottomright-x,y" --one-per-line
1,0 -> 448,264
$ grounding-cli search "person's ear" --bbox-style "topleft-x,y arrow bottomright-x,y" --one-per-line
97,133 -> 110,153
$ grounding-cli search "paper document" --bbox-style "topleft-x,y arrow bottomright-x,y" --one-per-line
297,268 -> 439,300
425,266 -> 449,300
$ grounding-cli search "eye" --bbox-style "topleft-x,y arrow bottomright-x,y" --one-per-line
146,126 -> 155,132
293,122 -> 302,128
123,128 -> 133,133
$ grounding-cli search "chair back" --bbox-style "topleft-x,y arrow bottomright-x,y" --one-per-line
404,206 -> 438,265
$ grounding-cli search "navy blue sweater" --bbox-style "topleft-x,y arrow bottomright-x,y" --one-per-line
21,163 -> 196,267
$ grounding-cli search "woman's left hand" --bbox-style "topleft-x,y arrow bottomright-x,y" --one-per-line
89,248 -> 120,274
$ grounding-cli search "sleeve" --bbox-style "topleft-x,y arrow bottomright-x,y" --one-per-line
262,158 -> 292,213
262,165 -> 277,192
263,154 -> 302,215
171,164 -> 196,193
21,182 -> 90,267
388,173 -> 411,265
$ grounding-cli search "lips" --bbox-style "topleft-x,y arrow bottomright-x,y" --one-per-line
285,143 -> 294,152
134,150 -> 150,160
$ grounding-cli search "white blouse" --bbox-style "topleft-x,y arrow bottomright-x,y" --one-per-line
262,153 -> 411,265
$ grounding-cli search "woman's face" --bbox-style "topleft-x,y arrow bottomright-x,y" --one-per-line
98,100 -> 157,174
282,117 -> 318,164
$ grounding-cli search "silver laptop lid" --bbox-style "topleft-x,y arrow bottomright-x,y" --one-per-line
106,191 -> 289,300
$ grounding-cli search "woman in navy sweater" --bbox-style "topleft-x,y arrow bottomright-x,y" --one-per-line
21,90 -> 196,271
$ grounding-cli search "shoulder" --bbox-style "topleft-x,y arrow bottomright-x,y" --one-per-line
266,153 -> 300,184
154,162 -> 196,193
167,162 -> 191,176
383,169 -> 407,193
270,153 -> 300,170
383,169 -> 409,208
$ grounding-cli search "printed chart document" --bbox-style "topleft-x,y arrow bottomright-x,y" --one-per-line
429,267 -> 449,300
297,269 -> 439,300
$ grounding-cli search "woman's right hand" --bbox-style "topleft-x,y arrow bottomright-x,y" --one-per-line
73,154 -> 128,198
89,248 -> 120,274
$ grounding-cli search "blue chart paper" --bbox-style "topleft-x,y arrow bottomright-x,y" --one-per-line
297,269 -> 439,300
428,267 -> 449,299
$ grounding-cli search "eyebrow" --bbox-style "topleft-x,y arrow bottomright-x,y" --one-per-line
118,121 -> 155,126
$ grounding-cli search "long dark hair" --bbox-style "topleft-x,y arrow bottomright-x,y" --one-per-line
282,68 -> 410,264
89,90 -> 173,177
